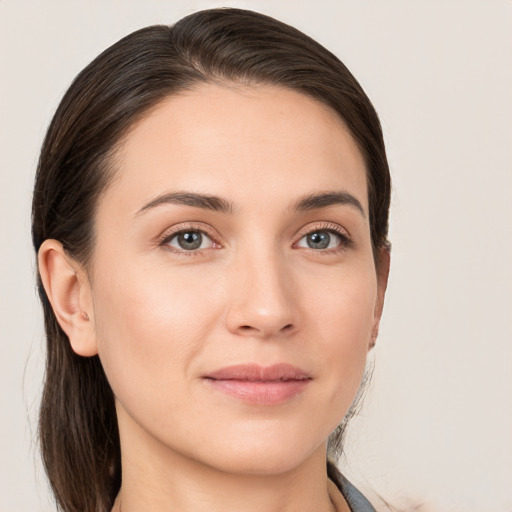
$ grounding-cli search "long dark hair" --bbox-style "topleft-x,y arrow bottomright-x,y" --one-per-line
32,8 -> 391,511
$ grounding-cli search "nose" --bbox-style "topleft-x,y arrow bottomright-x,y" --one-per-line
225,250 -> 299,339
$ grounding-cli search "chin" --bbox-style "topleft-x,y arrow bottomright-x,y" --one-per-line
205,450 -> 313,477
195,429 -> 327,477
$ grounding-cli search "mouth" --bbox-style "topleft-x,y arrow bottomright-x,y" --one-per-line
203,364 -> 312,405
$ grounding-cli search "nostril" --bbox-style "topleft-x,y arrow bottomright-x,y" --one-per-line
237,324 -> 294,335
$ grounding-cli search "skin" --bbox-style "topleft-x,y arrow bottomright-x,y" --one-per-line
39,84 -> 389,512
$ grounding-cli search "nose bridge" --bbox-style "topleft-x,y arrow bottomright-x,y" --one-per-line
225,239 -> 298,337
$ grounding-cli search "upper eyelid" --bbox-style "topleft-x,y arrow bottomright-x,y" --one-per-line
294,221 -> 351,241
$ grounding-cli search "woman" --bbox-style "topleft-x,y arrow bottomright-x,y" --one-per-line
32,8 -> 390,512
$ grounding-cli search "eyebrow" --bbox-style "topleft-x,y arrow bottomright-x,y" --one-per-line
136,192 -> 234,216
135,190 -> 365,218
292,191 -> 366,217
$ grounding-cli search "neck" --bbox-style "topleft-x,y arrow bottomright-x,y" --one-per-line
113,414 -> 344,512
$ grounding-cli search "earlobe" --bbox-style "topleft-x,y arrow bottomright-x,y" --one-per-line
370,247 -> 391,350
38,239 -> 98,357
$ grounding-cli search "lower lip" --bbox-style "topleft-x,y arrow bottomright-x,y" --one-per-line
205,379 -> 310,405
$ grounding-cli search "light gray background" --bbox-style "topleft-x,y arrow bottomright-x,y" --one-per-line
1,1 -> 511,511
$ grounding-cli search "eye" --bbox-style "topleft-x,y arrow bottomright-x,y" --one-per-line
295,227 -> 349,251
164,229 -> 215,251
297,230 -> 339,250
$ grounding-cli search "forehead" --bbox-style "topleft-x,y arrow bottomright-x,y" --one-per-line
105,83 -> 368,215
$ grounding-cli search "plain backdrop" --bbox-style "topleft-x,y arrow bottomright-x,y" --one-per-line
1,1 -> 511,511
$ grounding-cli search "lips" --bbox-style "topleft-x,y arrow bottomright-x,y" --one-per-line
203,364 -> 311,405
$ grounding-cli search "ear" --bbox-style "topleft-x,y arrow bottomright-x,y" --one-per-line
370,247 -> 390,349
38,239 -> 98,357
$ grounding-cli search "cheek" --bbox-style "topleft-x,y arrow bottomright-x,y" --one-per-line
90,257 -> 221,407
304,259 -> 377,343
304,265 -> 377,407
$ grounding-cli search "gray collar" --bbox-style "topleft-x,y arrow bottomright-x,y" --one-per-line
327,461 -> 375,512
337,474 -> 375,512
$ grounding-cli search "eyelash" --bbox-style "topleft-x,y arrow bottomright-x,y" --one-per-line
158,223 -> 220,256
158,222 -> 352,256
294,222 -> 352,253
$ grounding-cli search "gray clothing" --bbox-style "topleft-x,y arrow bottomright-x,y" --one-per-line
328,461 -> 376,512
338,474 -> 376,512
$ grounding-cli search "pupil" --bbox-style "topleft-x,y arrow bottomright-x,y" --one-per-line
307,231 -> 330,249
178,231 -> 202,250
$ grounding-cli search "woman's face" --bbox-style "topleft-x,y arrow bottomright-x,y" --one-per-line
86,84 -> 387,475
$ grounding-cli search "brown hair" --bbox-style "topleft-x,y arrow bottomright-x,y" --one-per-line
32,8 -> 391,511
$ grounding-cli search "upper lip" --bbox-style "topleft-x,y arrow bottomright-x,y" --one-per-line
204,363 -> 311,382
